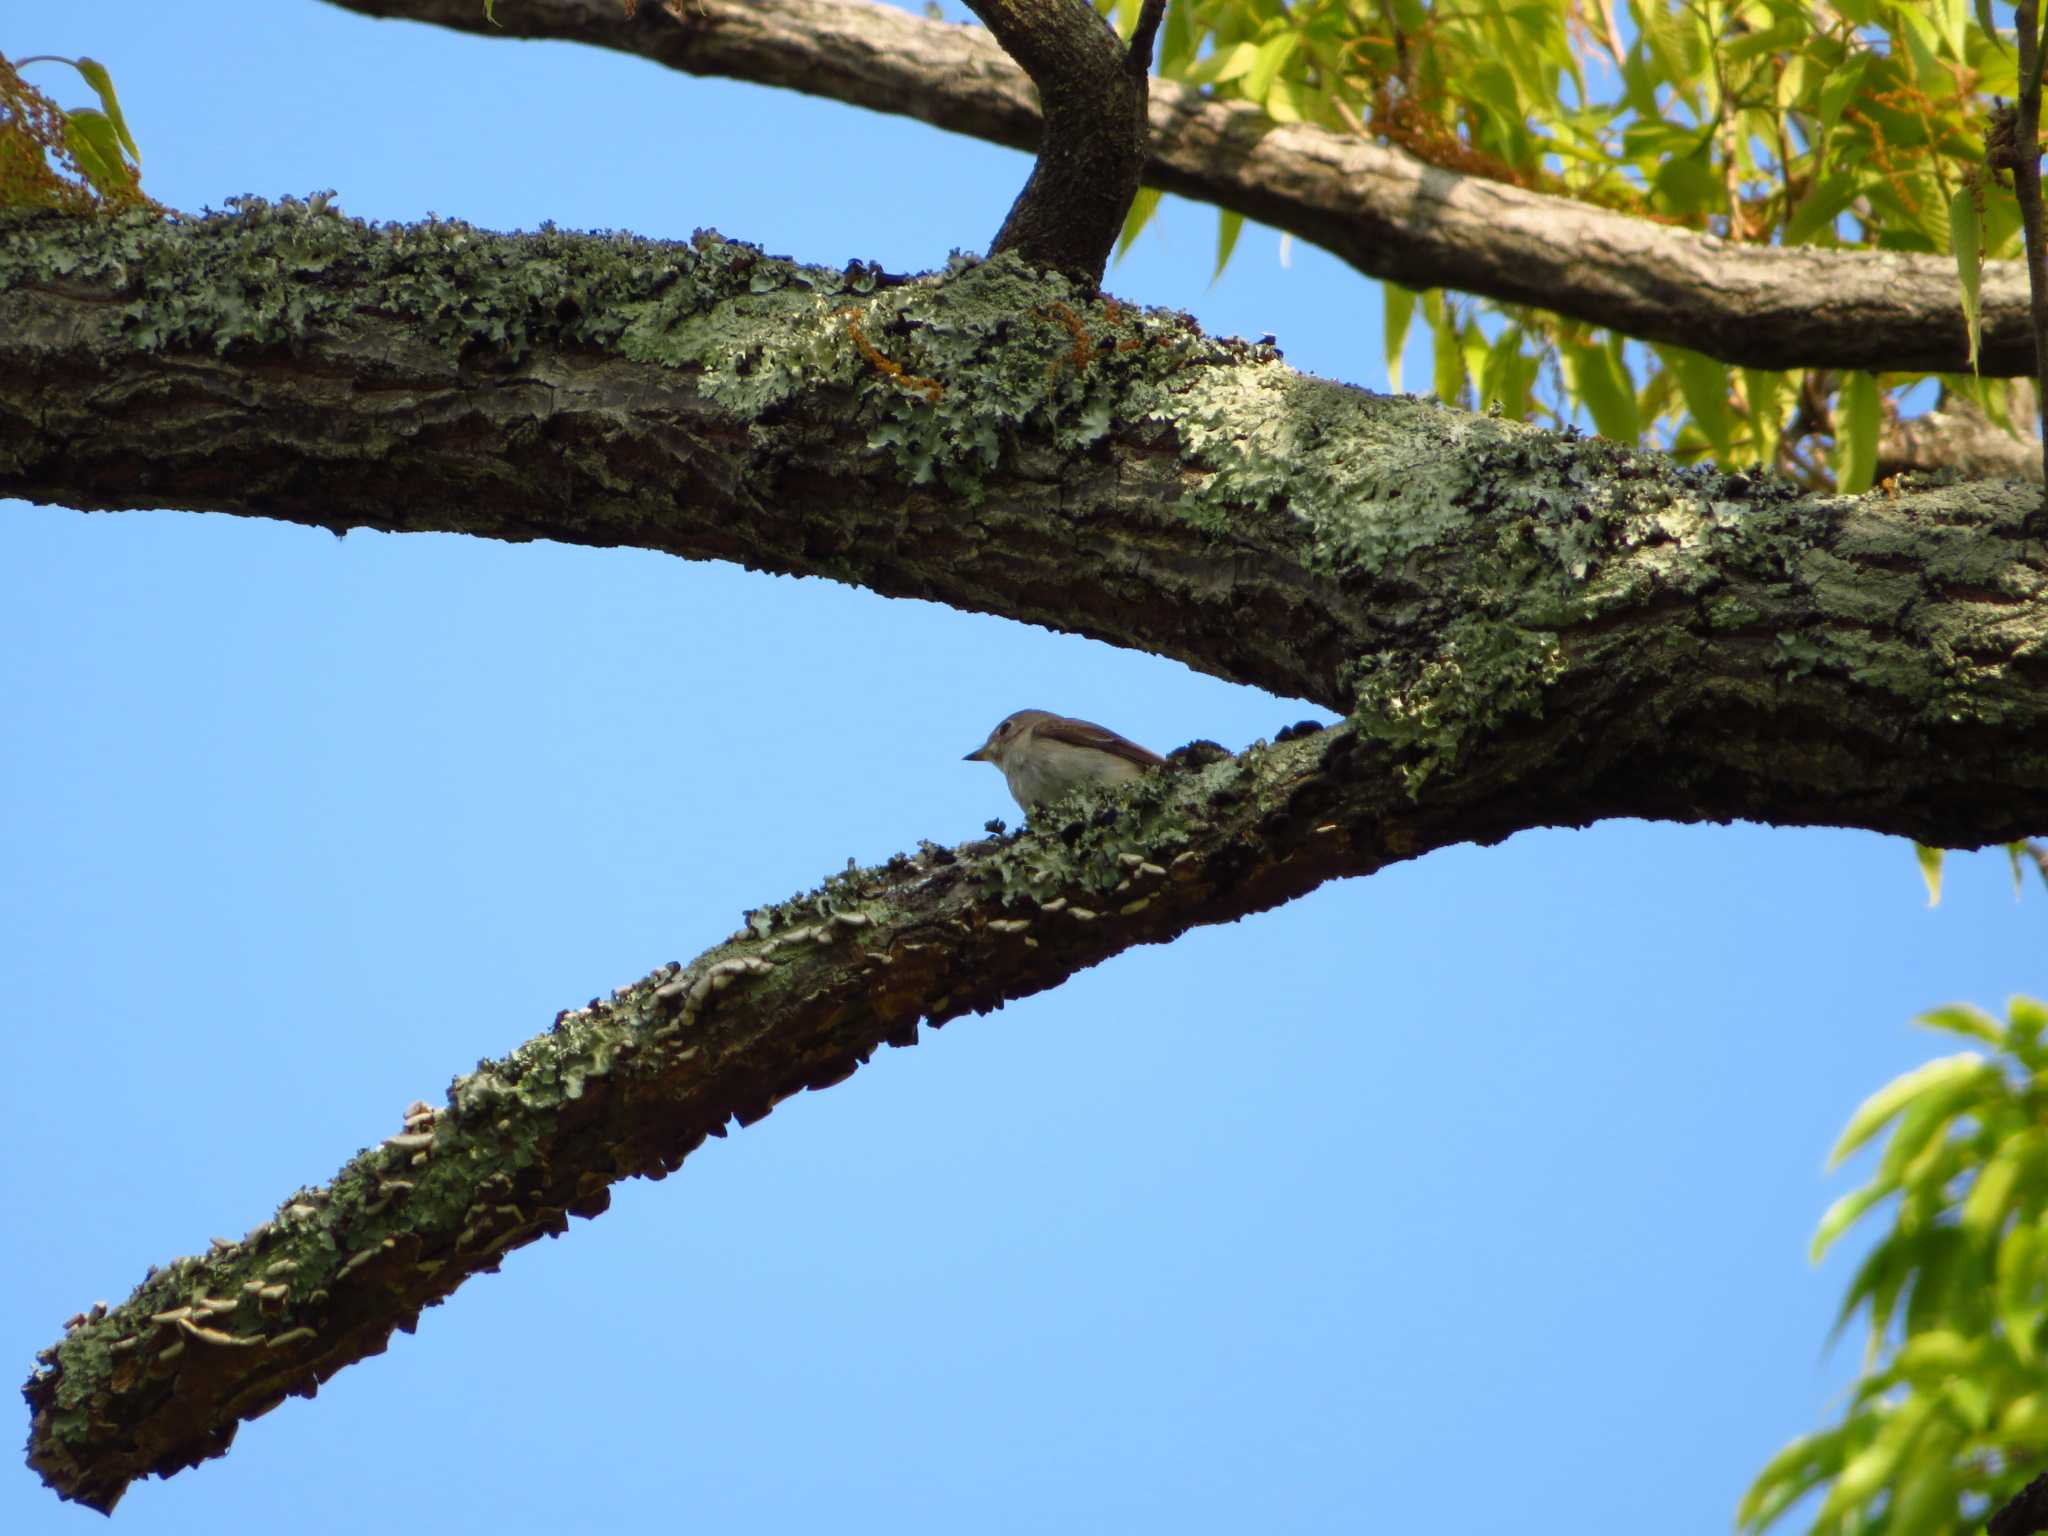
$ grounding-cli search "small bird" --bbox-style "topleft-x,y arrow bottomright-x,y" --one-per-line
964,709 -> 1166,812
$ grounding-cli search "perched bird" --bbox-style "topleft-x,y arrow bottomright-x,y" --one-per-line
965,709 -> 1166,812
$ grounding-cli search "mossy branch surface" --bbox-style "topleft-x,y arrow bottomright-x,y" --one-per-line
23,723 -> 1393,1512
5,200 -> 2047,845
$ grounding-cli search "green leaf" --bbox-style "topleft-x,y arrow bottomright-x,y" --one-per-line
1949,187 -> 1984,374
1243,31 -> 1301,104
1885,1461 -> 1959,1536
62,110 -> 133,198
1481,326 -> 1534,419
1659,346 -> 1736,462
69,58 -> 138,162
1737,1424 -> 1853,1532
1115,185 -> 1163,262
1384,284 -> 1416,393
1812,1180 -> 1894,1261
1997,1221 -> 2044,1363
1894,1327 -> 1975,1378
1916,843 -> 1946,906
1213,209 -> 1243,283
1785,170 -> 1863,245
2008,996 -> 2048,1058
1816,1398 -> 1927,1523
1186,40 -> 1259,87
1564,339 -> 1639,442
1830,1230 -> 1915,1356
1432,299 -> 1466,407
1932,0 -> 1969,59
1817,55 -> 1873,137
1963,1131 -> 2038,1241
1834,371 -> 1879,492
1741,368 -> 1789,467
1916,1003 -> 2005,1047
1459,322 -> 1491,407
1828,1053 -> 1988,1169
1262,76 -> 1303,124
1160,0 -> 1193,71
1976,0 -> 2007,54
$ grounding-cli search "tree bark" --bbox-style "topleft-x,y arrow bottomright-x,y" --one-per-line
317,0 -> 2036,377
968,0 -> 1163,283
9,200 -> 2048,1510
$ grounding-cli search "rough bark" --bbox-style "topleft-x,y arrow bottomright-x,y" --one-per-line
318,0 -> 2036,377
967,0 -> 1162,283
10,201 -> 2048,1510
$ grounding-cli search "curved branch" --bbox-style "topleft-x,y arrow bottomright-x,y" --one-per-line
319,0 -> 2034,376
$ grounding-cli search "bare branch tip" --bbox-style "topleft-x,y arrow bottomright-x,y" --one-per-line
1125,0 -> 1166,76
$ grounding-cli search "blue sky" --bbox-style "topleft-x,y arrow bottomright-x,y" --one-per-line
2,3 -> 2041,1531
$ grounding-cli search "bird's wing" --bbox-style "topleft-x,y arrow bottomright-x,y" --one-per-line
1036,716 -> 1167,768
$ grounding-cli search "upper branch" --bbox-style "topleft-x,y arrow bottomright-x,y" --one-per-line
321,0 -> 2035,376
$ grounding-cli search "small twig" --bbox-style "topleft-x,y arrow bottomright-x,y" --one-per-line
966,0 -> 1169,285
1126,0 -> 1165,76
1997,5 -> 2048,508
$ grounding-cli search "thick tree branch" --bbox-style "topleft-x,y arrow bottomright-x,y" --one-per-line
12,198 -> 2048,1510
318,0 -> 2036,376
4,201 -> 2047,834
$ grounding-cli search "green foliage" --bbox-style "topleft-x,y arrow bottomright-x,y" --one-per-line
1912,841 -> 2048,906
1103,0 -> 2031,489
1743,999 -> 2048,1536
0,53 -> 150,211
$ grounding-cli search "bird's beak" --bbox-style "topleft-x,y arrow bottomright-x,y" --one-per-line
963,744 -> 990,762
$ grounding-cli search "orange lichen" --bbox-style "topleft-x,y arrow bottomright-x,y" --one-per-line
1035,301 -> 1093,375
839,308 -> 943,402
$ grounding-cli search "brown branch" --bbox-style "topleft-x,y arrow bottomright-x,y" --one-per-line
1992,1467 -> 2048,1536
322,0 -> 2039,376
1878,383 -> 2043,484
961,0 -> 1161,283
2006,9 -> 2048,502
18,725 -> 1388,1511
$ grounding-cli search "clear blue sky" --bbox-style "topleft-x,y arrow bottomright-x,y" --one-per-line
2,4 -> 2039,1531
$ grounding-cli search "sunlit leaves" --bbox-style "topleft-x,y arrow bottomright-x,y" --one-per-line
1832,372 -> 1880,493
0,53 -> 150,210
1746,999 -> 2048,1536
1949,184 -> 1985,374
1141,0 -> 2018,486
1116,184 -> 1164,260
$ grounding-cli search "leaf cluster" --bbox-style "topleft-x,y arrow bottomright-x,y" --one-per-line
1741,999 -> 2048,1536
1104,0 -> 2035,489
0,53 -> 151,212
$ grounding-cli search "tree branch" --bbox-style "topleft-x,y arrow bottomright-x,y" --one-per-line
963,0 -> 1161,283
3,201 -> 2046,835
316,0 -> 2037,376
12,197 -> 2048,1510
